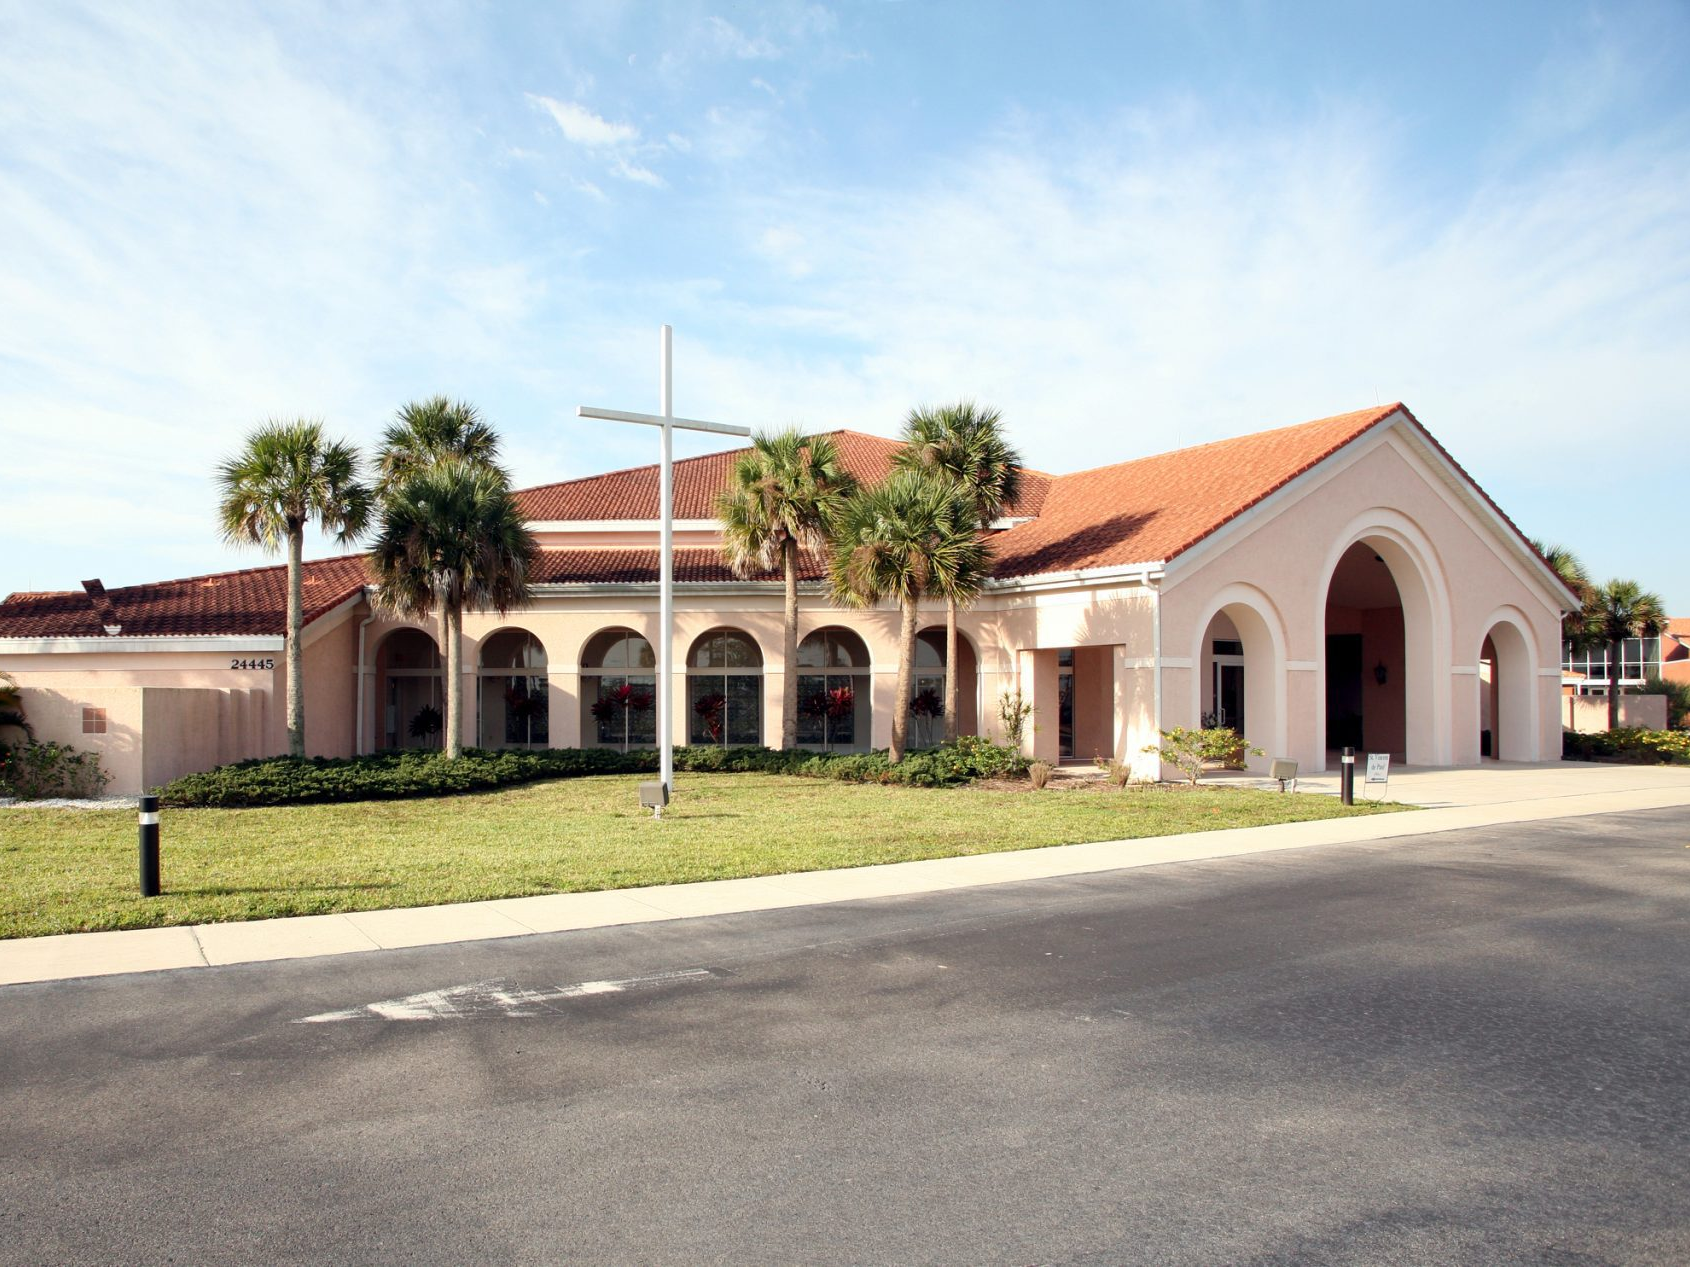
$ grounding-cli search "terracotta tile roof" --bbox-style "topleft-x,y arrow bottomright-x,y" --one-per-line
514,428 -> 1052,522
3,402 -> 1560,637
989,405 -> 1403,578
0,556 -> 370,639
530,547 -> 824,586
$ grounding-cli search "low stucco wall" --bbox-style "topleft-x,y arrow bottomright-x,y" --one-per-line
1563,695 -> 1668,734
13,684 -> 270,796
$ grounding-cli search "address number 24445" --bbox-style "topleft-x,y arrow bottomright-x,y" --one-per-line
230,658 -> 276,671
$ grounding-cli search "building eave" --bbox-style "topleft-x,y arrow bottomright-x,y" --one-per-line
0,635 -> 287,654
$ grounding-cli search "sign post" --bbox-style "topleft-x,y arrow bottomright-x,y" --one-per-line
577,326 -> 751,816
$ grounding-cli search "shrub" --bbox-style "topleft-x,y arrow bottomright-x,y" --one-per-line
155,736 -> 1033,808
1563,727 -> 1690,765
1095,754 -> 1133,788
0,740 -> 112,800
1028,761 -> 1053,790
997,689 -> 1033,750
1142,727 -> 1265,786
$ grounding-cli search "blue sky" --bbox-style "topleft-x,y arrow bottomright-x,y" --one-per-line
2,0 -> 1687,609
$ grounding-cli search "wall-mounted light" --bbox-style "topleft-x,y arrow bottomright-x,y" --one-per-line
1374,661 -> 1389,686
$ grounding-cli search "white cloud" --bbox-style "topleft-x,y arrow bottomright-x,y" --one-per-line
612,157 -> 666,187
706,16 -> 781,60
526,94 -> 639,147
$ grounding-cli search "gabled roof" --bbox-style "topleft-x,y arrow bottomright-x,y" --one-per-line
515,428 -> 1053,522
1,402 -> 1568,639
0,556 -> 370,639
989,405 -> 1402,579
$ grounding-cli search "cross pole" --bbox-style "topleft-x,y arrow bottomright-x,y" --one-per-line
577,325 -> 752,815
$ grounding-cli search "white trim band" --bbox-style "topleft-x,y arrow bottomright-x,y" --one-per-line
0,636 -> 286,654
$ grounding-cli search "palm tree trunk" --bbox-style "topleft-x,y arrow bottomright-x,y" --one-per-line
944,594 -> 958,744
445,603 -> 464,759
1608,637 -> 1622,732
892,593 -> 918,763
285,522 -> 305,758
782,537 -> 799,750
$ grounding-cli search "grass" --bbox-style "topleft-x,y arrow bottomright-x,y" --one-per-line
0,773 -> 1408,940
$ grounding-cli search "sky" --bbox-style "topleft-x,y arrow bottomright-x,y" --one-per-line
2,0 -> 1687,610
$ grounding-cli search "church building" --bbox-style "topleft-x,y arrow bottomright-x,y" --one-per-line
0,403 -> 1577,795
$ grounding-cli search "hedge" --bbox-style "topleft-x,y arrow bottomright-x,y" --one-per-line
1562,727 -> 1690,766
155,735 -> 1028,808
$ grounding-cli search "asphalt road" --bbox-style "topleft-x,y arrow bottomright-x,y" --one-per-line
2,809 -> 1687,1266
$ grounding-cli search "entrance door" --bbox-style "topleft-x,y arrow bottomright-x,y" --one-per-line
1058,649 -> 1075,759
1325,634 -> 1363,751
1212,657 -> 1245,733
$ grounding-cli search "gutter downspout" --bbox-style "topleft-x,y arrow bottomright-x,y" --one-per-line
1150,573 -> 1164,780
355,596 -> 376,756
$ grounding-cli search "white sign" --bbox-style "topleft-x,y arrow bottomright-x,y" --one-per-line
1365,753 -> 1391,783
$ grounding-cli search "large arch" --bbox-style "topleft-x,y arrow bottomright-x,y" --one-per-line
1188,583 -> 1287,773
795,626 -> 873,752
1477,607 -> 1539,762
914,626 -> 980,744
686,627 -> 764,746
1315,511 -> 1453,768
476,627 -> 549,749
372,626 -> 443,751
579,627 -> 657,752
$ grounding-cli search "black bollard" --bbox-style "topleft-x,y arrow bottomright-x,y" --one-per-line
1340,746 -> 1355,806
139,794 -> 161,897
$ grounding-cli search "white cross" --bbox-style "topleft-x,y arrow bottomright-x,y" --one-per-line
577,325 -> 752,813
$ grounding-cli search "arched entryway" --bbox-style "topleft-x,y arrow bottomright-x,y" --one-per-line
796,627 -> 873,752
580,628 -> 657,752
1478,613 -> 1537,761
1192,587 -> 1285,771
687,628 -> 763,746
1319,524 -> 1448,766
477,628 -> 548,749
914,627 -> 979,746
374,627 -> 443,750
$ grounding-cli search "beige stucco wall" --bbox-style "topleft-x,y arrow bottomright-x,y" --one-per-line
1160,426 -> 1568,770
1564,695 -> 1667,733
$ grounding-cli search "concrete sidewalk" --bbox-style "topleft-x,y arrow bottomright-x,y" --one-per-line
4,761 -> 1687,988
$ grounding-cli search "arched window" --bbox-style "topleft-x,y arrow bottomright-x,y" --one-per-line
477,629 -> 548,749
580,629 -> 657,752
686,628 -> 762,746
795,628 -> 872,752
377,628 -> 443,750
912,630 -> 948,748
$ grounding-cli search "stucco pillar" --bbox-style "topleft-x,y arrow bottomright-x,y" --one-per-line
551,673 -> 580,749
1026,649 -> 1061,765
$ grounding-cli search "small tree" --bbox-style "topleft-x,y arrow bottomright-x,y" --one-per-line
1142,726 -> 1263,786
997,687 -> 1033,750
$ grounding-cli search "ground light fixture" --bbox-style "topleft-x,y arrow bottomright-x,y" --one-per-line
577,325 -> 752,819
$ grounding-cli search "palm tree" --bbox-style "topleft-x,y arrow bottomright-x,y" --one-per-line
893,402 -> 1021,740
216,419 -> 370,757
376,396 -> 505,499
367,459 -> 536,758
1531,538 -> 1593,648
829,469 -> 987,762
0,671 -> 33,742
716,429 -> 857,748
1582,579 -> 1667,732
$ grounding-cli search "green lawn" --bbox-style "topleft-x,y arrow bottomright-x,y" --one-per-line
0,773 -> 1407,940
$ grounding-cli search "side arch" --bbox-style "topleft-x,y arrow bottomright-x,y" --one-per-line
1476,605 -> 1541,762
1188,582 -> 1288,772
